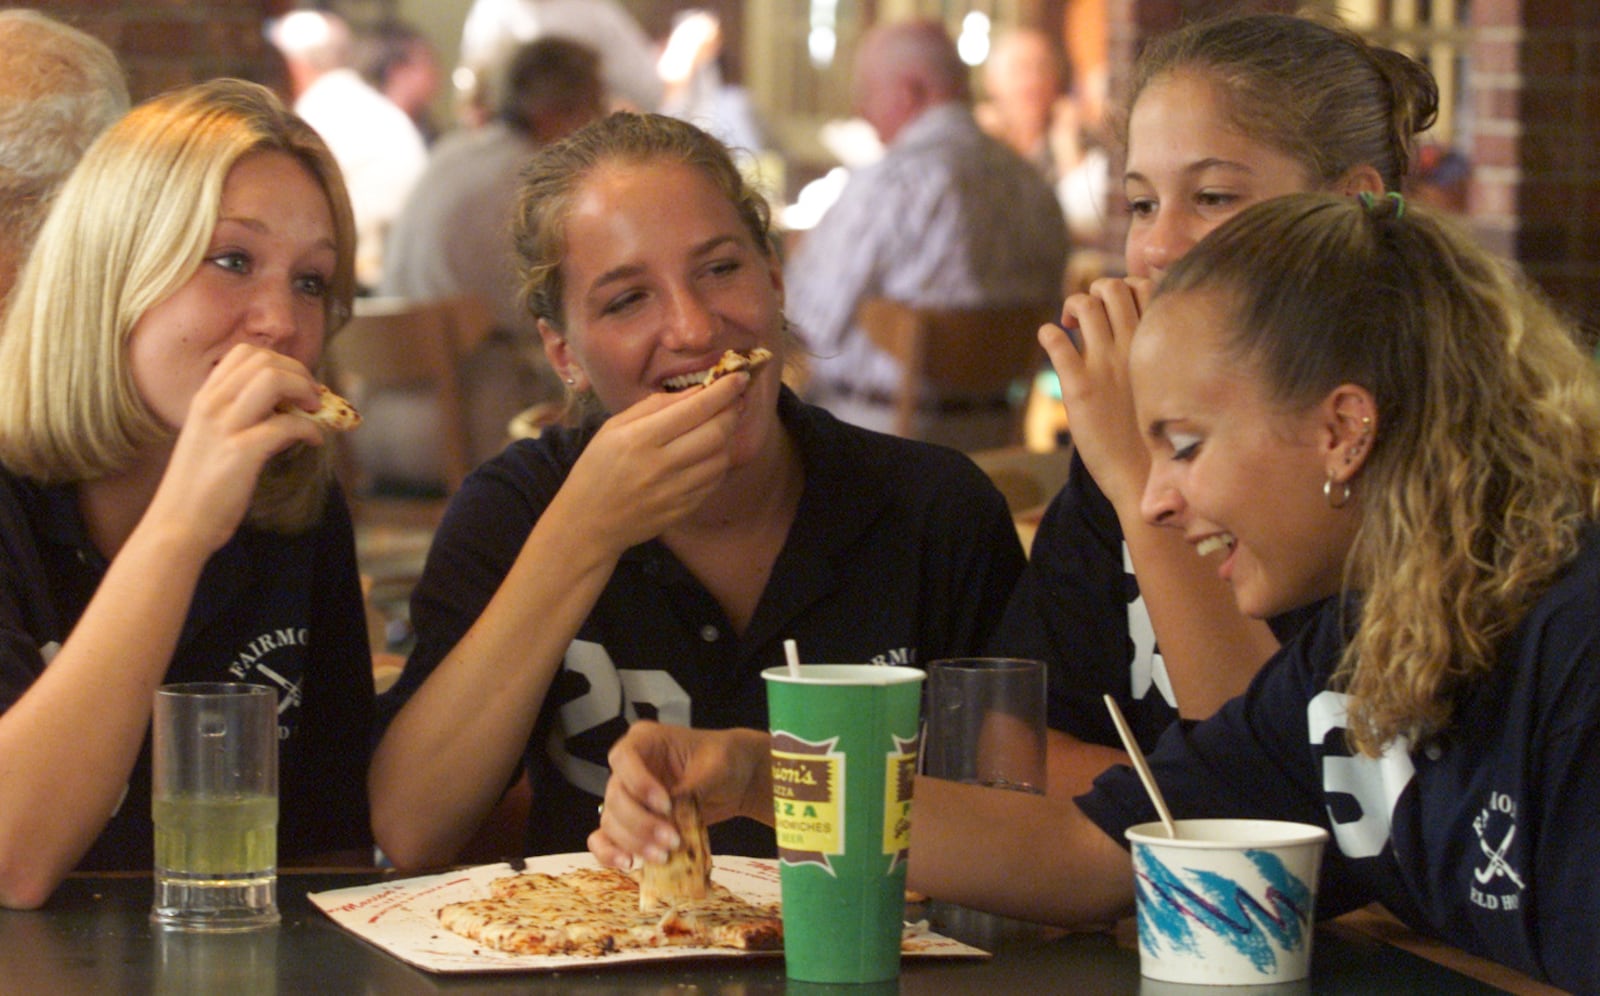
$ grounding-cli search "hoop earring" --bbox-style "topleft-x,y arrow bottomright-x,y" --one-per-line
1324,474 -> 1352,509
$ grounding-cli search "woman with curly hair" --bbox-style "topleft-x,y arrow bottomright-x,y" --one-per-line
595,193 -> 1600,991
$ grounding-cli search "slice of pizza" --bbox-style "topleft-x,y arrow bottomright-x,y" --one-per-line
277,384 -> 362,431
663,347 -> 773,392
638,795 -> 712,911
670,889 -> 784,950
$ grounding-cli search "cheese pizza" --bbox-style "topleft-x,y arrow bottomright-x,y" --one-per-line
435,865 -> 782,957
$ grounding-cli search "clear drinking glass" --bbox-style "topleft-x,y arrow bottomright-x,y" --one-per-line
920,658 -> 1048,948
922,658 -> 1046,794
150,682 -> 280,931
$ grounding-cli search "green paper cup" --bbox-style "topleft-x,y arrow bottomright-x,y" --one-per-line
763,664 -> 925,984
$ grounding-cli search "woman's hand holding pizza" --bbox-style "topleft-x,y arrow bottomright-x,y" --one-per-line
1041,276 -> 1155,508
143,343 -> 327,557
553,373 -> 749,557
591,720 -> 771,869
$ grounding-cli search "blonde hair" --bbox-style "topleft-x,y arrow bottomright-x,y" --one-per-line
0,79 -> 357,533
1158,193 -> 1600,754
1121,12 -> 1438,192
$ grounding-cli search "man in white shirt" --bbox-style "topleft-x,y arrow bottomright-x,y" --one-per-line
270,10 -> 427,290
457,0 -> 663,113
785,19 -> 1069,448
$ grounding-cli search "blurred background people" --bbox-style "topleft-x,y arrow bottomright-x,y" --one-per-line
785,19 -> 1068,451
657,9 -> 768,161
355,18 -> 445,146
456,0 -> 664,115
372,37 -> 607,487
977,26 -> 1108,249
0,9 -> 129,304
269,8 -> 426,290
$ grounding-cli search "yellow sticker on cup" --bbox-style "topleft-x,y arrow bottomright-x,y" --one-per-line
883,739 -> 917,869
772,732 -> 843,872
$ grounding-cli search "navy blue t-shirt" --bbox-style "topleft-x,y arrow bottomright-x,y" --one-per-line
0,471 -> 376,869
380,389 -> 1026,858
989,452 -> 1316,749
1078,531 -> 1600,992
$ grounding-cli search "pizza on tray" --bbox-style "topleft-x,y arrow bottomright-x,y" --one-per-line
435,865 -> 782,957
436,799 -> 780,957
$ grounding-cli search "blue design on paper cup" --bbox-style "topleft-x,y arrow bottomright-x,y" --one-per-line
1133,846 -> 1314,976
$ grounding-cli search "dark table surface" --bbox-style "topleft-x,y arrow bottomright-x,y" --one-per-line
0,871 -> 1519,995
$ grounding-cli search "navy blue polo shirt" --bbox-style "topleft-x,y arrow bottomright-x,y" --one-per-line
380,388 -> 1026,857
1078,530 -> 1600,992
0,470 -> 375,869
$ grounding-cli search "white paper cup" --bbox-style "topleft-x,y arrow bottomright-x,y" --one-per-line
1126,819 -> 1327,986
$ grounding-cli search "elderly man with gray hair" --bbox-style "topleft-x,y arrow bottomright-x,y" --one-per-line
0,9 -> 129,303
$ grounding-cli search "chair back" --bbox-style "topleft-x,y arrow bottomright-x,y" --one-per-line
856,297 -> 1057,444
325,296 -> 491,498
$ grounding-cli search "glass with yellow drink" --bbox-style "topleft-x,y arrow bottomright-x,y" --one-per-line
151,682 -> 279,931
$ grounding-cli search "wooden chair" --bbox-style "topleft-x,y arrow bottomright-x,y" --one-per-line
328,297 -> 493,663
856,297 -> 1058,448
325,296 -> 491,518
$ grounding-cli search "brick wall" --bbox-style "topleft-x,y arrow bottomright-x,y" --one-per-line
30,1 -> 287,102
1487,0 -> 1600,340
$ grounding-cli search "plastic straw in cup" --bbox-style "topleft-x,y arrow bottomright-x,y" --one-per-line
1103,694 -> 1179,838
783,639 -> 802,678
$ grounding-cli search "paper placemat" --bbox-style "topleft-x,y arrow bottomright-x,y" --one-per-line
309,853 -> 988,973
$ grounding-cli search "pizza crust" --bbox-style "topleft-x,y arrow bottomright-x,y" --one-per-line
663,348 -> 774,392
278,384 -> 362,431
704,347 -> 772,383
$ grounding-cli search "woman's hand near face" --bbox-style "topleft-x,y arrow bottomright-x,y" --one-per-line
142,342 -> 325,556
552,373 -> 749,557
1040,276 -> 1155,507
371,372 -> 755,870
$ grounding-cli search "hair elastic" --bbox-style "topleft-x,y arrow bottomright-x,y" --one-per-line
1358,190 -> 1406,219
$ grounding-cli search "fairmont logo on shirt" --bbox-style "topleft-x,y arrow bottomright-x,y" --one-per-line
1469,792 -> 1526,912
228,627 -> 309,737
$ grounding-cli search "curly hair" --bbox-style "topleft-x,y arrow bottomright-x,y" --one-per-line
1157,193 -> 1600,754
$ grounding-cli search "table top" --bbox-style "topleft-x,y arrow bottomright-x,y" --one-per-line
0,871 -> 1523,995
